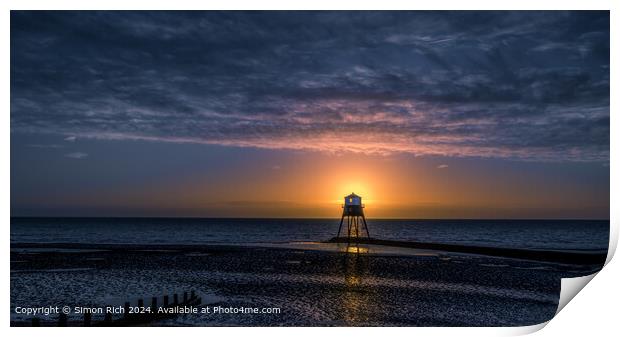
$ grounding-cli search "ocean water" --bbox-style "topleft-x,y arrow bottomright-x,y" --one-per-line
10,218 -> 609,251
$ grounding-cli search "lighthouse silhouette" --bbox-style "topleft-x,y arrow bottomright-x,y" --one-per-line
337,193 -> 370,239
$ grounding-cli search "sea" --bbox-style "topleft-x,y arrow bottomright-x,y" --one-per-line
10,218 -> 609,252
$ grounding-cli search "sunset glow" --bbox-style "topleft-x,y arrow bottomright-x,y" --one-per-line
10,11 -> 609,219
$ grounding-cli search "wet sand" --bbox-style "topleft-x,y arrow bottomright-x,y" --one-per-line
10,242 -> 604,326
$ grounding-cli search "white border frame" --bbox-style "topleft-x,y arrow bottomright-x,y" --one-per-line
3,1 -> 617,336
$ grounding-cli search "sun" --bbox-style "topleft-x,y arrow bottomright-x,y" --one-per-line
335,182 -> 374,206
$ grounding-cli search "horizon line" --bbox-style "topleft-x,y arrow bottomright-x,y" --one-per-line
9,216 -> 610,221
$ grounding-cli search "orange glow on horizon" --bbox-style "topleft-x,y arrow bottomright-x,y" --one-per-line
70,151 -> 609,219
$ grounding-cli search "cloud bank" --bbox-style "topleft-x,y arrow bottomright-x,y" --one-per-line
65,152 -> 88,159
11,11 -> 609,161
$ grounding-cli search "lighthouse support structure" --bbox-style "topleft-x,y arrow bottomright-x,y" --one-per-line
336,214 -> 370,239
336,194 -> 370,240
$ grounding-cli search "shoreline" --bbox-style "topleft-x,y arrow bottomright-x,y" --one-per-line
327,237 -> 607,265
11,239 -> 608,266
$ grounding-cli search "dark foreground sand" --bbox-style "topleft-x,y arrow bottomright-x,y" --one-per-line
10,243 -> 604,327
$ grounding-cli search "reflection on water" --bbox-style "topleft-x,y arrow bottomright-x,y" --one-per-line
341,246 -> 373,325
337,242 -> 369,254
345,246 -> 367,254
345,245 -> 369,254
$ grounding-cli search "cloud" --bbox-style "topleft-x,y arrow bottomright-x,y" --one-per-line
437,164 -> 449,169
64,136 -> 76,142
65,152 -> 88,159
10,11 -> 609,162
27,144 -> 63,149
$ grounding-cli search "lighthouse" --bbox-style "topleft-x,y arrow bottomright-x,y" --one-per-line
336,193 -> 370,239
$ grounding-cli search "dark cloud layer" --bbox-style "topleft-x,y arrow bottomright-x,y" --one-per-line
11,11 -> 610,161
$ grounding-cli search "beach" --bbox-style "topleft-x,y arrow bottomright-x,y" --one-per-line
10,242 -> 604,327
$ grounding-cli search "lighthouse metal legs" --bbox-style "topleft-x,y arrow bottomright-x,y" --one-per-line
347,217 -> 352,240
362,215 -> 370,237
337,216 -> 345,237
337,215 -> 370,239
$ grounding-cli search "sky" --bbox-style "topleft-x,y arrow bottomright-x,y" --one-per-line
10,11 -> 609,218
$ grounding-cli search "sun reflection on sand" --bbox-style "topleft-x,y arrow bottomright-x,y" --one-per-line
336,241 -> 370,255
344,245 -> 369,254
341,250 -> 373,325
